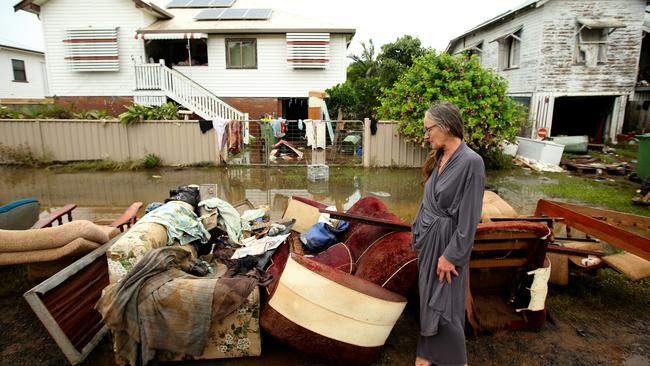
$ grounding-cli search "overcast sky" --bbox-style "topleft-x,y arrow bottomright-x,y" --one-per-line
0,0 -> 524,55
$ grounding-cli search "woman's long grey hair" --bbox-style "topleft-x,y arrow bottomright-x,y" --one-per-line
422,101 -> 465,182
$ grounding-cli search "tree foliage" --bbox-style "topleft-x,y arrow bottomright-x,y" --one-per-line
377,51 -> 526,152
326,35 -> 426,120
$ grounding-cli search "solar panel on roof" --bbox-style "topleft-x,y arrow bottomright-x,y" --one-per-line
195,8 -> 225,19
167,0 -> 192,7
195,8 -> 272,20
167,0 -> 235,8
245,8 -> 273,19
188,0 -> 214,7
220,8 -> 247,19
208,0 -> 235,6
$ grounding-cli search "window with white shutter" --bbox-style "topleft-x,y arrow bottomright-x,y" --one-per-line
64,28 -> 119,72
286,33 -> 330,69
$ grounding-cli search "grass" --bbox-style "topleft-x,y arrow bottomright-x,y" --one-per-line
547,269 -> 650,322
0,143 -> 163,171
47,155 -> 162,172
0,143 -> 53,167
537,172 -> 649,216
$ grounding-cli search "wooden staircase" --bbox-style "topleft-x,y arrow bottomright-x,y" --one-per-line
133,61 -> 246,121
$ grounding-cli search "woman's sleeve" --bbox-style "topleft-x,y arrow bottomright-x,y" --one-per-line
442,156 -> 485,267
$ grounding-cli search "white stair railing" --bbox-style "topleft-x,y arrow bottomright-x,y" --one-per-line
134,62 -> 246,121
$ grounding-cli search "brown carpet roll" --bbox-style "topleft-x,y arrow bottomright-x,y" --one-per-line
0,220 -> 113,253
0,237 -> 101,265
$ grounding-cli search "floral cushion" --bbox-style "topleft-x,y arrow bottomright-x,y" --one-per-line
158,287 -> 261,360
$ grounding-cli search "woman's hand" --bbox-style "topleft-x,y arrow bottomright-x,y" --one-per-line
437,255 -> 459,284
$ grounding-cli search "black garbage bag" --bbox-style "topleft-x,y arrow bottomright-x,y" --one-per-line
641,176 -> 650,196
165,185 -> 200,208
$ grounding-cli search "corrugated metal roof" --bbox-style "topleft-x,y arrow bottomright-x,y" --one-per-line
140,0 -> 355,35
445,0 -> 547,52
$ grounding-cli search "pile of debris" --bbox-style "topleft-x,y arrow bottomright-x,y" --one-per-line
561,156 -> 630,176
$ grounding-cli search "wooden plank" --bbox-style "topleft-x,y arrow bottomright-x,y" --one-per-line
546,244 -> 603,257
318,208 -> 412,232
535,199 -> 650,261
547,200 -> 650,232
469,258 -> 527,268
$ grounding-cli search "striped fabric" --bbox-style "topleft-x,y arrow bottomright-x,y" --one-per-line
286,33 -> 330,69
64,28 -> 119,71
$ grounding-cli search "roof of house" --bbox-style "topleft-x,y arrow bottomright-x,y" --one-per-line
14,0 -> 174,19
140,0 -> 355,35
445,0 -> 548,52
0,37 -> 45,55
15,0 -> 356,35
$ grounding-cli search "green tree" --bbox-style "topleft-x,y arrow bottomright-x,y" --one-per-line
377,51 -> 526,153
327,35 -> 426,120
377,35 -> 427,88
347,40 -> 379,82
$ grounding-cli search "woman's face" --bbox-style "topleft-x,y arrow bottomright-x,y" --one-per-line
424,114 -> 448,150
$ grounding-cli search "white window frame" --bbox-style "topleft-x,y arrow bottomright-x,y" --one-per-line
574,18 -> 626,67
491,26 -> 522,70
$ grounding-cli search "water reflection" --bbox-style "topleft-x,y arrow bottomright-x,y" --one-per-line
0,166 -> 547,224
0,167 -> 424,223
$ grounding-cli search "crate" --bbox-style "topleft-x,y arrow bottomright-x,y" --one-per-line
307,164 -> 329,182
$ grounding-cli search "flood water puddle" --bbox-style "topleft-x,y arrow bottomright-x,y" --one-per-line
0,166 -> 547,223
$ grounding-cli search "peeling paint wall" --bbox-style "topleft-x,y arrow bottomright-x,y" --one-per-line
448,0 -> 646,95
538,0 -> 645,94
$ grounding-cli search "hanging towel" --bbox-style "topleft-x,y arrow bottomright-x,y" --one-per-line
213,118 -> 228,148
199,120 -> 213,134
213,118 -> 229,163
298,119 -> 304,131
314,120 -> 326,149
304,119 -> 315,148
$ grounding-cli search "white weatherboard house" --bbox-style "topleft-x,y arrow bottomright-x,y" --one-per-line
0,38 -> 49,102
15,0 -> 355,120
446,0 -> 647,143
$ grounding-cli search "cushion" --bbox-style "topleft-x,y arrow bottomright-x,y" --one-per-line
481,190 -> 518,222
354,231 -> 418,297
309,242 -> 354,273
0,220 -> 113,253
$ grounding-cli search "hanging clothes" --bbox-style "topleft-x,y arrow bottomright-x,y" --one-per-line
223,120 -> 243,155
213,118 -> 229,163
199,120 -> 213,134
314,120 -> 326,149
298,119 -> 304,131
271,118 -> 286,138
304,119 -> 315,148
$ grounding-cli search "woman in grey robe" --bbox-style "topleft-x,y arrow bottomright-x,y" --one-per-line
412,102 -> 485,366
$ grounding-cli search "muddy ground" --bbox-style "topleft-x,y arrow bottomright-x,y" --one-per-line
1,265 -> 648,366
1,165 -> 648,365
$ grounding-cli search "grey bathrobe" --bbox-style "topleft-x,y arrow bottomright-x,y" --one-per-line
412,141 -> 485,365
